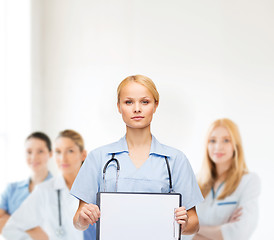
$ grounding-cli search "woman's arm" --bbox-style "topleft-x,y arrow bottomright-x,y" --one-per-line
194,207 -> 242,240
2,186 -> 45,239
193,233 -> 211,240
176,206 -> 199,235
73,199 -> 100,231
196,225 -> 223,240
26,227 -> 49,240
0,209 -> 10,233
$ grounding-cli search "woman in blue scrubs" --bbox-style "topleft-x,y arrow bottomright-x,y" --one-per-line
193,119 -> 261,240
0,132 -> 52,233
3,129 -> 90,240
71,75 -> 204,239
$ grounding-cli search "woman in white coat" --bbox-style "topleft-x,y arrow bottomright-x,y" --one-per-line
193,118 -> 261,240
2,129 -> 87,240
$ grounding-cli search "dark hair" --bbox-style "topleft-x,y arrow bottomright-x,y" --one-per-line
26,132 -> 52,152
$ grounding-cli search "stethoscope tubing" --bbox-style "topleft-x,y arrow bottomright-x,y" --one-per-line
103,153 -> 120,192
103,154 -> 174,193
57,189 -> 62,227
55,189 -> 66,237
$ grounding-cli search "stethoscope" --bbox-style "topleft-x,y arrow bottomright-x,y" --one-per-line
103,153 -> 174,193
55,189 -> 66,237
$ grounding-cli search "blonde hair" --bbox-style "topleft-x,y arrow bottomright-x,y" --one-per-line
117,75 -> 159,104
57,129 -> 85,152
198,118 -> 248,200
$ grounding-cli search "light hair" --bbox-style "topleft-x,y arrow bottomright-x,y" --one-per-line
117,75 -> 159,104
57,129 -> 85,152
198,118 -> 248,200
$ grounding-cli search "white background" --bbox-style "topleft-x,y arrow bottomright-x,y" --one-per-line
1,0 -> 274,239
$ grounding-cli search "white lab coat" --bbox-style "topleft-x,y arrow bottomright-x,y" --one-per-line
2,175 -> 83,240
191,172 -> 261,240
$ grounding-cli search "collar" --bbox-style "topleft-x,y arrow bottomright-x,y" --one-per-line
17,179 -> 30,188
53,174 -> 68,190
17,172 -> 53,188
46,172 -> 53,180
149,135 -> 172,157
106,135 -> 171,157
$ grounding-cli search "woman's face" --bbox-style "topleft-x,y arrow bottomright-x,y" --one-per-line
117,82 -> 158,129
207,126 -> 234,167
54,137 -> 85,176
25,138 -> 51,173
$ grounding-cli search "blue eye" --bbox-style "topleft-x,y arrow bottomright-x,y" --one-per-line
142,100 -> 149,104
209,139 -> 215,143
224,139 -> 230,143
125,100 -> 132,104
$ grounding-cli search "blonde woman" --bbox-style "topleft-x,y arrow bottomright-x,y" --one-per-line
3,130 -> 88,240
193,119 -> 261,240
71,75 -> 204,239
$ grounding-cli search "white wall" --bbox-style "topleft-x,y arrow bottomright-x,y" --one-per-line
33,0 -> 273,239
0,0 -> 31,192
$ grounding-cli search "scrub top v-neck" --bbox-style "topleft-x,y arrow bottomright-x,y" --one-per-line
70,135 -> 203,240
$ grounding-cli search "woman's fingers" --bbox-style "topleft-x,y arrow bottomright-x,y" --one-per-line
228,207 -> 243,223
80,204 -> 101,225
175,207 -> 188,230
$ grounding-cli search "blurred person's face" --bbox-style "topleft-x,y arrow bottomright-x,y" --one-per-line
117,82 -> 158,130
25,138 -> 51,173
54,137 -> 84,177
207,126 -> 234,167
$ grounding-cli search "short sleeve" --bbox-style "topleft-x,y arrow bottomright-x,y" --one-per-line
0,183 -> 12,212
70,150 -> 102,204
172,152 -> 204,210
221,173 -> 261,240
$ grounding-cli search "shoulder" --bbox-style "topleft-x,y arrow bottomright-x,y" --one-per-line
155,140 -> 188,163
92,141 -> 120,155
3,179 -> 29,194
235,172 -> 261,197
34,177 -> 55,191
151,135 -> 187,159
163,144 -> 186,159
241,172 -> 260,185
86,137 -> 127,161
240,172 -> 261,188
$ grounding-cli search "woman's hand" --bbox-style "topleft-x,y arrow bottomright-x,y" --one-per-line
175,206 -> 188,232
74,200 -> 101,231
79,203 -> 100,226
228,207 -> 242,223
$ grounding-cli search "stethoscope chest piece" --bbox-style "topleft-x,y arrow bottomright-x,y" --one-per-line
56,226 -> 66,237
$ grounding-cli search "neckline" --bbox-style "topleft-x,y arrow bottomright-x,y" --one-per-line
211,182 -> 225,199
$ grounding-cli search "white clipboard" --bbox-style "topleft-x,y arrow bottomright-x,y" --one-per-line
96,192 -> 181,240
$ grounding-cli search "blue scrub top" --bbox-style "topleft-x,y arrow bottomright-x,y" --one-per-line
71,135 -> 203,239
0,172 -> 52,215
